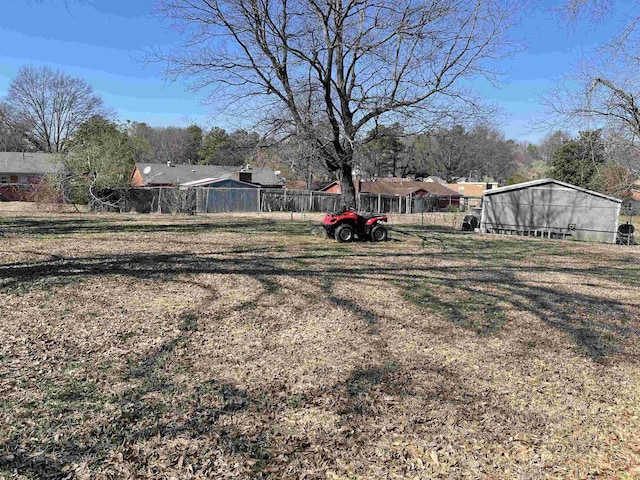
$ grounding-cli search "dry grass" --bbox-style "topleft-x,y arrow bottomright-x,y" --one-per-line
0,212 -> 639,479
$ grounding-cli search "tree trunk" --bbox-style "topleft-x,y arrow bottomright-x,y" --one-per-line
339,163 -> 357,208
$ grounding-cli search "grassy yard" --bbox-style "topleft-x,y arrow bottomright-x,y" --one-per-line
0,212 -> 639,479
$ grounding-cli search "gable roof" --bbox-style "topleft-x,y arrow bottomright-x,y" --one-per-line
318,180 -> 340,192
0,152 -> 61,175
134,162 -> 282,186
483,178 -> 622,203
424,175 -> 446,183
360,179 -> 460,197
445,183 -> 487,197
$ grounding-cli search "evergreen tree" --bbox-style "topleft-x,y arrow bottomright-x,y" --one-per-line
550,130 -> 605,190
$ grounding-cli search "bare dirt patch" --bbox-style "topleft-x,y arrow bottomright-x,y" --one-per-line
0,213 -> 638,479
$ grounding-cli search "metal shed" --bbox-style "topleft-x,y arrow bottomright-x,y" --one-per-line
480,178 -> 622,243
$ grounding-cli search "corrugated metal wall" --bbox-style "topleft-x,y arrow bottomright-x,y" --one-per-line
199,188 -> 259,213
481,183 -> 621,243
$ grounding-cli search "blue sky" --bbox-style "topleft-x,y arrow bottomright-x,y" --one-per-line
0,0 -> 630,143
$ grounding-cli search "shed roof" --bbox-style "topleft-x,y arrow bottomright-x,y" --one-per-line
179,177 -> 258,188
179,177 -> 225,187
134,162 -> 282,186
0,152 -> 61,175
483,178 -> 621,203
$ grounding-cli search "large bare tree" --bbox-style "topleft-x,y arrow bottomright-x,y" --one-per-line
545,1 -> 640,175
154,0 -> 521,206
2,65 -> 108,153
416,125 -> 472,182
0,104 -> 31,152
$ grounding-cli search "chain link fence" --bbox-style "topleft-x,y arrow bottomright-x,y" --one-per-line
116,187 -> 461,215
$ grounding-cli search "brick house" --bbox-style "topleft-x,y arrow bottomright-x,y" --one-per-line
0,152 -> 61,201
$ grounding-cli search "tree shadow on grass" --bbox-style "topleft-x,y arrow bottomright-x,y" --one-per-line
320,277 -> 379,329
0,217 -> 312,237
331,357 -> 555,458
0,348 -> 559,479
0,318 -> 290,478
0,242 -> 638,363
0,346 -> 557,479
499,277 -> 637,360
337,360 -> 405,416
3,229 -> 639,477
403,267 -> 639,361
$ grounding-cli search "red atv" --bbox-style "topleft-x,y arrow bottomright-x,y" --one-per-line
321,207 -> 388,243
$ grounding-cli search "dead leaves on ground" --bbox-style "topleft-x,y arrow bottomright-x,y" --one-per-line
0,213 -> 639,479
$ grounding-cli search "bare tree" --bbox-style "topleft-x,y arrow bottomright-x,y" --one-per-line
0,104 -> 31,152
2,65 -> 108,153
274,134 -> 330,188
467,124 -> 518,181
154,0 -> 521,207
557,0 -> 619,27
415,125 -> 472,182
149,126 -> 192,164
545,1 -> 640,166
537,130 -> 571,163
602,127 -> 640,180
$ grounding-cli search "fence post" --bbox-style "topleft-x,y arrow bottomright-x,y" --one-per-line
158,188 -> 162,214
257,188 -> 261,212
309,191 -> 313,211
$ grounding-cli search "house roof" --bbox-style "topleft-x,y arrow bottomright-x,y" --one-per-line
179,178 -> 258,188
179,177 -> 224,187
483,178 -> 622,203
134,162 -> 282,186
0,152 -> 61,175
360,179 -> 460,197
444,183 -> 487,197
286,179 -> 333,191
424,175 -> 446,184
318,181 -> 340,191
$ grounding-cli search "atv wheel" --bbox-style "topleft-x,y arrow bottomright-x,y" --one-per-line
335,224 -> 354,243
371,224 -> 388,242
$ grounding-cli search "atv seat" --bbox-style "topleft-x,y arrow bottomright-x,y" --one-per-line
359,212 -> 384,220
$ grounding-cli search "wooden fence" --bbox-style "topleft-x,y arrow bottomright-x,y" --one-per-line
118,187 -> 460,215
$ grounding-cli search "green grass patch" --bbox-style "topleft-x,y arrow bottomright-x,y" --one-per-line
179,312 -> 198,331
